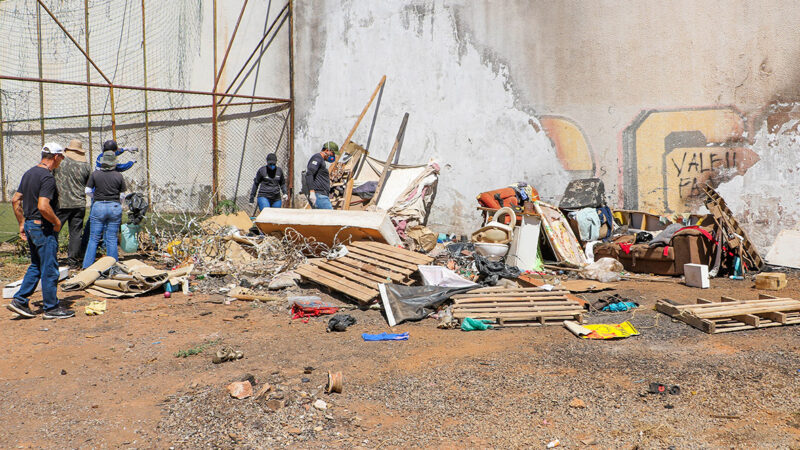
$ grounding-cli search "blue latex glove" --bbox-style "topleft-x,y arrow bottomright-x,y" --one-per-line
362,332 -> 409,341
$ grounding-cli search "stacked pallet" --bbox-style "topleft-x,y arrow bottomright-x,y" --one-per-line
656,295 -> 800,333
451,287 -> 585,327
295,241 -> 433,304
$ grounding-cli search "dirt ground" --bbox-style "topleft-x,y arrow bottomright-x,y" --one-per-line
1,260 -> 800,449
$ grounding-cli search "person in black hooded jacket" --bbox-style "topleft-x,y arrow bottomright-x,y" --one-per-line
250,153 -> 287,210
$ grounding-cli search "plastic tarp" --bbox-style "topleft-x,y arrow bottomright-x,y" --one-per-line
379,283 -> 475,327
418,265 -> 478,288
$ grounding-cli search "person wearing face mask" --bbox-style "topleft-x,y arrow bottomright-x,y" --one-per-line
305,141 -> 338,209
249,153 -> 287,210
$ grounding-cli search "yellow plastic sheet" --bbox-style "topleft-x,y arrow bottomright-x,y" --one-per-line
580,321 -> 639,339
85,300 -> 107,316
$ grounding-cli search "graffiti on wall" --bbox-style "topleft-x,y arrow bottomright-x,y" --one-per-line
539,115 -> 595,179
622,108 -> 759,212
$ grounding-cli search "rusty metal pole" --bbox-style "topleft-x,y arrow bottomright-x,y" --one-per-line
84,0 -> 93,161
140,0 -> 151,204
109,86 -> 116,140
36,3 -> 45,145
213,0 -> 248,92
211,0 -> 219,210
288,0 -> 295,206
0,78 -> 6,202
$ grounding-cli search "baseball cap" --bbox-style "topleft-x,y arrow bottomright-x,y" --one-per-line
42,142 -> 65,155
322,141 -> 339,154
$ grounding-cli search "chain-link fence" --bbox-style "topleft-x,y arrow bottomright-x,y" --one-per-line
0,0 -> 291,241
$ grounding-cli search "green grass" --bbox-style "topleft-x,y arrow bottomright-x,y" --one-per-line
0,202 -> 18,242
174,339 -> 221,358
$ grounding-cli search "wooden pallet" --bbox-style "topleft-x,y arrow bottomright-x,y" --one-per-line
656,295 -> 800,333
451,287 -> 585,327
295,241 -> 433,304
701,184 -> 764,270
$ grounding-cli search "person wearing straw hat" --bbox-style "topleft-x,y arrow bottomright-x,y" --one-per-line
54,139 -> 91,268
82,146 -> 128,269
8,143 -> 75,320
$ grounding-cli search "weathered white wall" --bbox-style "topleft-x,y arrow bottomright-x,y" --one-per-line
294,0 -> 800,251
293,1 -> 569,233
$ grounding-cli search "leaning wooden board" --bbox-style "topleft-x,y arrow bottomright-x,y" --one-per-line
295,241 -> 433,304
452,287 -> 584,327
656,295 -> 800,333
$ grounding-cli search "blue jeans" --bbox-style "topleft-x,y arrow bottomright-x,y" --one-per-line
313,194 -> 333,210
83,201 -> 122,268
15,220 -> 60,310
257,197 -> 282,210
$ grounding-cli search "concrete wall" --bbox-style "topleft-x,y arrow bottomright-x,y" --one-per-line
293,0 -> 800,251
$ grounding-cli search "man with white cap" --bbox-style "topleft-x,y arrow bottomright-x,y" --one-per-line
54,139 -> 91,268
8,143 -> 75,319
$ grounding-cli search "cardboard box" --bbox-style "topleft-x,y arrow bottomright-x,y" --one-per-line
755,272 -> 787,291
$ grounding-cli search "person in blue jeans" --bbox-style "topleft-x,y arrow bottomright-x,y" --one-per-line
249,153 -> 288,211
83,150 -> 127,268
305,141 -> 338,209
8,143 -> 75,320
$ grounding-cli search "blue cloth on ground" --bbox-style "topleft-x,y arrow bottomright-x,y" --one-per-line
362,332 -> 409,341
602,302 -> 638,312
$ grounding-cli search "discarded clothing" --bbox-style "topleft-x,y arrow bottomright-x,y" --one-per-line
648,223 -> 684,248
362,332 -> 409,341
327,314 -> 356,332
559,178 -> 606,209
461,317 -> 494,331
291,298 -> 338,321
573,208 -> 601,241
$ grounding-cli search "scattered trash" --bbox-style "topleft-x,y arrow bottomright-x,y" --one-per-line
546,439 -> 561,448
226,380 -> 253,399
361,332 -> 409,341
84,300 -> 107,316
579,257 -> 623,283
60,369 -> 67,375
227,286 -> 280,302
327,314 -> 356,332
601,301 -> 638,312
268,271 -> 300,290
326,371 -> 343,394
291,298 -> 339,322
212,347 -> 244,364
755,272 -> 787,290
564,320 -> 639,339
460,317 -> 494,331
379,284 -> 473,327
648,383 -> 680,395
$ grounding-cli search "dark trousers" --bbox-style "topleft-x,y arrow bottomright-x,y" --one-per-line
56,207 -> 86,266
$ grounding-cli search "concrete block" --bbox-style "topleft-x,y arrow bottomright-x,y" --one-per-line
684,263 -> 709,289
755,272 -> 787,290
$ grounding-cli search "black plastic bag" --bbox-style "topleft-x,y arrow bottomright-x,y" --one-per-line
327,314 -> 356,332
379,284 -> 474,326
473,254 -> 521,286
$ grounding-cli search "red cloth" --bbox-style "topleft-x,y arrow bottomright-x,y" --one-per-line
619,243 -> 632,254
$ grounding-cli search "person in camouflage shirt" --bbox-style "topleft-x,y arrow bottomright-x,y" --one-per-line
54,139 -> 91,268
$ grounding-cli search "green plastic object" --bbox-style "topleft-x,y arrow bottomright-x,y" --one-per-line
120,224 -> 140,253
461,317 -> 494,331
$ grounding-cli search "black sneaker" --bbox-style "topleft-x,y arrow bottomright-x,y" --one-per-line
43,307 -> 76,320
7,299 -> 35,319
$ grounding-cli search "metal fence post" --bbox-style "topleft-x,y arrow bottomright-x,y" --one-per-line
211,0 -> 219,210
84,0 -> 92,161
288,0 -> 295,206
36,2 -> 45,145
141,0 -> 151,204
0,78 -> 6,202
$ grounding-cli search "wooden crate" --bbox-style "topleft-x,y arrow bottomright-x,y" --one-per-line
755,273 -> 787,291
656,295 -> 800,333
452,287 -> 585,327
295,241 -> 433,304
